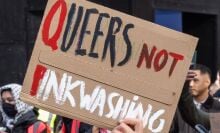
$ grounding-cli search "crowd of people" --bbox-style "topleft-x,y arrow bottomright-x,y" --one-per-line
0,63 -> 220,133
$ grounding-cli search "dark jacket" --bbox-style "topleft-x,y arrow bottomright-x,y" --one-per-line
12,110 -> 38,133
170,85 -> 220,133
201,95 -> 220,112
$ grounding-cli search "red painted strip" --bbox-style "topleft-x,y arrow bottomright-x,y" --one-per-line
30,65 -> 47,96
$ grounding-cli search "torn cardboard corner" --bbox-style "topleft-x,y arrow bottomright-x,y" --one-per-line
21,0 -> 198,132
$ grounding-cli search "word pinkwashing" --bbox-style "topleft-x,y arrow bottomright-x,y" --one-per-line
31,65 -> 166,133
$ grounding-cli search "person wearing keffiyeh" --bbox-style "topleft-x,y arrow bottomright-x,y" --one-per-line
0,83 -> 50,133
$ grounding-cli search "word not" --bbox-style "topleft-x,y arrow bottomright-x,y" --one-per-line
42,0 -> 134,67
40,0 -> 185,77
30,65 -> 166,133
137,43 -> 184,76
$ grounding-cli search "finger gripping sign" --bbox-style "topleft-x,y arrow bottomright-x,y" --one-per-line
21,0 -> 198,132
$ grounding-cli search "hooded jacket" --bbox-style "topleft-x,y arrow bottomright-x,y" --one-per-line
0,83 -> 37,132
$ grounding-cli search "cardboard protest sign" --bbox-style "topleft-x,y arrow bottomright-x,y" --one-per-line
210,113 -> 220,133
21,0 -> 198,132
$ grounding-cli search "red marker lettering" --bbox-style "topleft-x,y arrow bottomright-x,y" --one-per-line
42,0 -> 67,50
30,65 -> 47,96
154,50 -> 168,72
136,43 -> 157,69
169,52 -> 184,77
137,43 -> 184,77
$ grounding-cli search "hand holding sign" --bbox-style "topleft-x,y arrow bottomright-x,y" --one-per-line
112,118 -> 143,133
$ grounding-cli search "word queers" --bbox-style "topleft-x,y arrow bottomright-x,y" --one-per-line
42,0 -> 184,77
30,65 -> 166,133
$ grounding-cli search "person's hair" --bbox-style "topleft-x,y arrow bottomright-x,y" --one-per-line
190,64 -> 212,80
0,88 -> 12,97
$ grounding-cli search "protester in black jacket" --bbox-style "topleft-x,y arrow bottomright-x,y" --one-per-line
170,64 -> 220,133
0,83 -> 50,133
